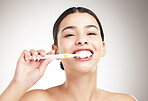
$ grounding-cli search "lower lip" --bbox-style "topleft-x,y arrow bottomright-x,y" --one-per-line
73,56 -> 93,61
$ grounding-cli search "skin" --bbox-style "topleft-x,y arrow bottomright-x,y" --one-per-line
0,13 -> 137,101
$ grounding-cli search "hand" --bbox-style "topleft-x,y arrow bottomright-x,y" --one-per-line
12,49 -> 55,89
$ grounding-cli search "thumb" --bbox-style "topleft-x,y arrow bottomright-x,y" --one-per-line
39,50 -> 55,73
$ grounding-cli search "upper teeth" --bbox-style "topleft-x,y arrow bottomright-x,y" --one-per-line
75,51 -> 92,58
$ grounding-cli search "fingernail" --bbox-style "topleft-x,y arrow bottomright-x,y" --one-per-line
26,57 -> 28,61
43,52 -> 46,56
33,56 -> 36,61
37,58 -> 40,61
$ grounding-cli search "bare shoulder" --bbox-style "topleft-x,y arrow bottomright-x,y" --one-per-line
20,89 -> 54,101
97,89 -> 137,101
20,85 -> 62,101
110,93 -> 137,101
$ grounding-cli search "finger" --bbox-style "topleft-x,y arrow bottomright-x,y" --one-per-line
23,50 -> 31,61
37,49 -> 46,57
46,50 -> 55,55
39,50 -> 55,73
18,50 -> 27,62
30,49 -> 38,61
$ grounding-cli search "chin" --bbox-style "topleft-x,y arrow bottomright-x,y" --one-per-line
72,63 -> 97,73
62,57 -> 99,73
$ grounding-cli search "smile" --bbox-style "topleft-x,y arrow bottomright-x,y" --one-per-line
72,49 -> 94,61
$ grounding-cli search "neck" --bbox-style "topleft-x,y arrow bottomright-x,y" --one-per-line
62,66 -> 98,101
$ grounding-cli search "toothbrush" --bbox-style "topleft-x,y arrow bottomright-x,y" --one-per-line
29,52 -> 92,60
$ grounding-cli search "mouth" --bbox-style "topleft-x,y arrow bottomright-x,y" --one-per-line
72,48 -> 94,60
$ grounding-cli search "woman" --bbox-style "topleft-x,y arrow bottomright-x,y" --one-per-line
0,7 -> 137,101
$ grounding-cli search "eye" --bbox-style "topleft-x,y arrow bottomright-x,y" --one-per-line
87,33 -> 97,35
65,34 -> 75,37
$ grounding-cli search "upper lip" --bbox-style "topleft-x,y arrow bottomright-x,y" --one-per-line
72,48 -> 94,54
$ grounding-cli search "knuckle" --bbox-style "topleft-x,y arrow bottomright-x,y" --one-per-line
23,50 -> 30,56
40,49 -> 45,53
27,52 -> 31,56
34,51 -> 38,55
30,49 -> 38,55
23,50 -> 28,54
38,49 -> 46,55
30,49 -> 35,52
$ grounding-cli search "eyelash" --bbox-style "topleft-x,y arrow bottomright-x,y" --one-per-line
65,34 -> 75,37
87,33 -> 97,35
65,33 -> 97,37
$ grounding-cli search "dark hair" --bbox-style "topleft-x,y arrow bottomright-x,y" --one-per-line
53,7 -> 104,70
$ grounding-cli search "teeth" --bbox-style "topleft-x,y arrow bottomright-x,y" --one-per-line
75,51 -> 92,59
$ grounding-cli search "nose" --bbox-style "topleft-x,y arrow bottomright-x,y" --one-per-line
76,38 -> 88,45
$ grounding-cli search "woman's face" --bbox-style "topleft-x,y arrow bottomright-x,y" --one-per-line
53,12 -> 106,73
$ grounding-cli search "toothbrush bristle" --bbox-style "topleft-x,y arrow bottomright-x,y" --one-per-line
78,51 -> 92,58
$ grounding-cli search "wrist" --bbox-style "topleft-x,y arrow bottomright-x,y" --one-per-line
0,80 -> 29,101
11,79 -> 30,91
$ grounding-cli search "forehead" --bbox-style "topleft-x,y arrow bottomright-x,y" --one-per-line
58,13 -> 99,31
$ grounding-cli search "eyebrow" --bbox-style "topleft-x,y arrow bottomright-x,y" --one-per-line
61,26 -> 77,32
61,25 -> 99,32
85,25 -> 98,30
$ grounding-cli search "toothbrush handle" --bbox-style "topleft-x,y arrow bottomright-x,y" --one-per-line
29,54 -> 76,60
38,54 -> 66,59
29,55 -> 61,60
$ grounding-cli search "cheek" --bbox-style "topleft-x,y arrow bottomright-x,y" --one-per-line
90,37 -> 102,48
58,38 -> 75,53
95,40 -> 102,49
90,37 -> 102,56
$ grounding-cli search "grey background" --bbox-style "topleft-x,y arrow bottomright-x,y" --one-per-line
0,0 -> 147,101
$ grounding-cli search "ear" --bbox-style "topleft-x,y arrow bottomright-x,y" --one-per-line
101,41 -> 106,57
52,44 -> 59,54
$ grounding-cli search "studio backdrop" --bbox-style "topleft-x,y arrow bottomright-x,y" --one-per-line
0,0 -> 147,101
